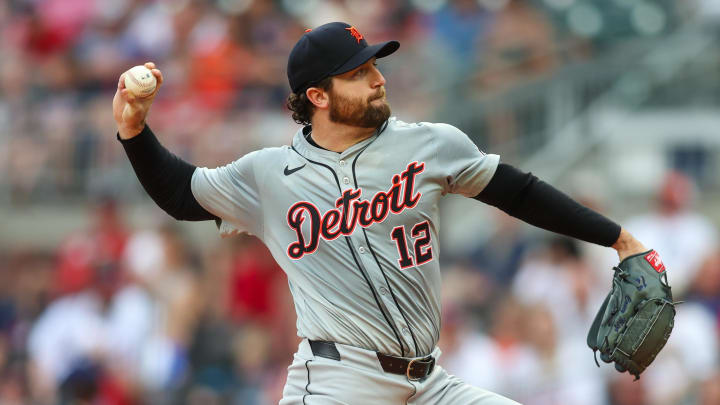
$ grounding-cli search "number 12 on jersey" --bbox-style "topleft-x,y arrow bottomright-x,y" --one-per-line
390,220 -> 433,269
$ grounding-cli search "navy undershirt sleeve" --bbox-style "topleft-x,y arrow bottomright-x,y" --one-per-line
475,163 -> 621,247
118,125 -> 218,222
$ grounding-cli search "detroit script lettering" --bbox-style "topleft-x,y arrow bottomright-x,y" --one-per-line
286,161 -> 425,260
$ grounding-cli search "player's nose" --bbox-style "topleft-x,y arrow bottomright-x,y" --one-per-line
371,66 -> 386,88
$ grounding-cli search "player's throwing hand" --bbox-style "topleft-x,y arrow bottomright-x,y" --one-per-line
112,62 -> 163,140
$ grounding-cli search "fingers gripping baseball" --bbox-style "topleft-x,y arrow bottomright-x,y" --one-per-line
113,62 -> 163,139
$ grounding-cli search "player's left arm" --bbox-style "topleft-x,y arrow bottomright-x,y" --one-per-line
474,163 -> 644,260
433,122 -> 643,260
435,125 -> 671,379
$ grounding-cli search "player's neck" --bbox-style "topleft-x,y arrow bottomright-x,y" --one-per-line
310,118 -> 377,153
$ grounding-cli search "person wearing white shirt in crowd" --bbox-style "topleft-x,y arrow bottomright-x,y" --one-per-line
625,171 -> 718,298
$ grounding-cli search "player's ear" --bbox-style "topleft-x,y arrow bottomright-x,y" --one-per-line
306,86 -> 330,109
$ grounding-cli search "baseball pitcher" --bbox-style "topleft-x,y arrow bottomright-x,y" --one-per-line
112,22 -> 675,404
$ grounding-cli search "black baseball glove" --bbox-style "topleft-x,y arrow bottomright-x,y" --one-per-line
587,249 -> 677,380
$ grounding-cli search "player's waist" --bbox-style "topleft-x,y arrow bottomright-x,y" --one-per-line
302,339 -> 441,381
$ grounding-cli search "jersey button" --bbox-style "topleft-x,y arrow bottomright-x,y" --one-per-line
379,287 -> 388,295
339,160 -> 346,166
358,246 -> 366,254
343,177 -> 350,185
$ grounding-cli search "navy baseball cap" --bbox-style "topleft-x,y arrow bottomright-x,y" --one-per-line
287,22 -> 400,94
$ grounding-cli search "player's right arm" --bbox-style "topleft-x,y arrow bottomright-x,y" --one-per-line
112,63 -> 217,222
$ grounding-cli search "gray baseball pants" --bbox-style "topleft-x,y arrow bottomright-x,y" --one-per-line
280,339 -> 521,405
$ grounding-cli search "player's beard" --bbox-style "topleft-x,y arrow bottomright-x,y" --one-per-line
328,88 -> 391,129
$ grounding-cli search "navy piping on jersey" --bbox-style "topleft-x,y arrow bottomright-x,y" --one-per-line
351,140 -> 421,356
303,359 -> 312,405
290,145 -> 407,357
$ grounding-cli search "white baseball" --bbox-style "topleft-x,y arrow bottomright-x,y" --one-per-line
124,65 -> 157,98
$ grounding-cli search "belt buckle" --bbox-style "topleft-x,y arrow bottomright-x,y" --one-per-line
406,356 -> 435,381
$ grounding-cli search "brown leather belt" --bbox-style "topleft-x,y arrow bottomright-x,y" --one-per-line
309,340 -> 435,381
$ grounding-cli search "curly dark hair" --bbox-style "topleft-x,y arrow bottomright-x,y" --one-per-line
286,77 -> 333,126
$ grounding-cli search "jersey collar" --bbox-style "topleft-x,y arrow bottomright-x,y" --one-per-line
292,120 -> 388,161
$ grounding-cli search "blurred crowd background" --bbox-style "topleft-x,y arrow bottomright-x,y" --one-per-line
2,0 -> 720,404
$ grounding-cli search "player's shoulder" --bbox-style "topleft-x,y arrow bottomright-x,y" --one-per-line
385,118 -> 469,151
258,144 -> 292,156
385,117 -> 424,131
236,145 -> 291,162
215,145 -> 291,177
385,117 -> 464,137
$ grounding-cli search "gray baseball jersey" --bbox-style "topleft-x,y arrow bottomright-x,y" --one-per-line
191,117 -> 499,358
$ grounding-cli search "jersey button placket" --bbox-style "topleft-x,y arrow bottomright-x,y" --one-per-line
340,155 -> 409,349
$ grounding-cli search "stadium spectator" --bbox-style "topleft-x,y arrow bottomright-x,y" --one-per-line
512,237 -> 606,339
625,171 -> 718,297
439,296 -> 538,399
516,304 -> 606,405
